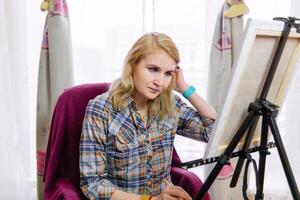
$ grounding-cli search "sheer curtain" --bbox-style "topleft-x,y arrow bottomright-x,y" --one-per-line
0,0 -> 43,199
0,0 -> 35,199
283,0 -> 300,197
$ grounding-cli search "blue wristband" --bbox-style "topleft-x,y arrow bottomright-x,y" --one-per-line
182,85 -> 196,99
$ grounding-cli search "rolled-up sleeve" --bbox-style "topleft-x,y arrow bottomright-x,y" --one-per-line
80,99 -> 117,200
175,95 -> 215,143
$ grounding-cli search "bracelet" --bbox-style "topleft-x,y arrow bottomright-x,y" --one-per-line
182,85 -> 196,99
140,194 -> 152,200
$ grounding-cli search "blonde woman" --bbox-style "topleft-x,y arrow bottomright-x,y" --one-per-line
80,32 -> 217,200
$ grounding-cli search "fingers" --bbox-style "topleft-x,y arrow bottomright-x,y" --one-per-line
175,65 -> 181,74
174,65 -> 188,93
163,185 -> 192,200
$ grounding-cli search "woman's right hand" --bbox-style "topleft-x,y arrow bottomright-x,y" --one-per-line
153,185 -> 192,200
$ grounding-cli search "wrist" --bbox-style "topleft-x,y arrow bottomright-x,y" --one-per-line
182,85 -> 196,99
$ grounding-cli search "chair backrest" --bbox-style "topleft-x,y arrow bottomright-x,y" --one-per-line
43,83 -> 110,198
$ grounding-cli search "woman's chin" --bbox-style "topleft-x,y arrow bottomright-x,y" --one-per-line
147,93 -> 160,100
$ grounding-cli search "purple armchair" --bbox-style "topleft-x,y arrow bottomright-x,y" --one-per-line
43,83 -> 210,200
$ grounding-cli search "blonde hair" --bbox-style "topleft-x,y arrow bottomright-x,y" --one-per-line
109,32 -> 180,119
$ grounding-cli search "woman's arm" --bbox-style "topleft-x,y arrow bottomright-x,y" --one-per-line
80,99 -> 118,199
175,66 -> 217,120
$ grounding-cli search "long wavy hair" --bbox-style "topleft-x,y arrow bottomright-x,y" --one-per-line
109,32 -> 180,120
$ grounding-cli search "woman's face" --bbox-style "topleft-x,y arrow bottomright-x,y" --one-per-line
132,51 -> 177,104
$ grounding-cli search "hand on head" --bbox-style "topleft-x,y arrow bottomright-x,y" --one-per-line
174,66 -> 189,93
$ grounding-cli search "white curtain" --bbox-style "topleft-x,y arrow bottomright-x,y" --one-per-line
280,0 -> 300,198
288,0 -> 300,171
0,0 -> 36,199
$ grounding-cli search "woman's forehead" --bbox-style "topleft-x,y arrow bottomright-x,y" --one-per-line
142,52 -> 177,70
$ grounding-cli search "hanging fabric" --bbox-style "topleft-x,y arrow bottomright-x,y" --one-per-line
206,2 -> 245,113
205,1 -> 247,200
36,0 -> 74,199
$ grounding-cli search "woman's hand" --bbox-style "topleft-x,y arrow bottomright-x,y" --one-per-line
152,185 -> 192,200
174,66 -> 189,93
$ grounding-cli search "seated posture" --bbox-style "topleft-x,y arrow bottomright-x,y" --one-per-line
79,32 -> 217,200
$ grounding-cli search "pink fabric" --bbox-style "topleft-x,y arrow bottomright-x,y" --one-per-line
217,164 -> 234,180
43,83 -> 209,200
37,150 -> 46,176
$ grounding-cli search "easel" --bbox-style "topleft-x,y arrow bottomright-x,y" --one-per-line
191,17 -> 300,200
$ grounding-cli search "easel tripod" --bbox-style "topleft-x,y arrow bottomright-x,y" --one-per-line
194,17 -> 300,200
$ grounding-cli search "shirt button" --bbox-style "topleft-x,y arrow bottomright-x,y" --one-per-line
147,181 -> 153,188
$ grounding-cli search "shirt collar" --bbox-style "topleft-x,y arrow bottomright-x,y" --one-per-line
123,95 -> 138,111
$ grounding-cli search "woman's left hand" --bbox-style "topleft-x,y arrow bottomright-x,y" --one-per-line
174,66 -> 189,93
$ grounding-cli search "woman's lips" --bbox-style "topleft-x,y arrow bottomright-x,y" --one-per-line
149,87 -> 161,93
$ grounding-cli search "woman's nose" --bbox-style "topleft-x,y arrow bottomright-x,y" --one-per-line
154,74 -> 163,86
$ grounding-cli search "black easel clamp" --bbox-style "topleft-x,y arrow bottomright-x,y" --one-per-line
274,17 -> 300,33
248,99 -> 279,117
217,154 -> 231,165
248,101 -> 263,115
261,100 -> 279,117
239,150 -> 251,160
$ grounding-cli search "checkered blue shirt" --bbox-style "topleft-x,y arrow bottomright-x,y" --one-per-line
79,92 -> 214,199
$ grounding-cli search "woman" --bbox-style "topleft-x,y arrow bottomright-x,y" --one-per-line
80,32 -> 217,200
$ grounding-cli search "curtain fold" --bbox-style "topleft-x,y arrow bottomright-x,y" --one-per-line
281,1 -> 300,198
0,0 -> 35,198
36,0 -> 74,198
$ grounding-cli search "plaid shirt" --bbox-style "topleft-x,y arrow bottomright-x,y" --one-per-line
80,92 -> 214,200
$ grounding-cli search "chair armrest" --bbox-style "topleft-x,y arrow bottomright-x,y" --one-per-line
171,166 -> 211,200
44,178 -> 83,200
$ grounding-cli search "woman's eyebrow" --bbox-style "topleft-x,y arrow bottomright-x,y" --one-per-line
148,64 -> 176,72
147,64 -> 160,68
167,69 -> 176,73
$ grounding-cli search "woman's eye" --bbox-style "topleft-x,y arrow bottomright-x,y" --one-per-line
165,72 -> 172,77
148,67 -> 158,72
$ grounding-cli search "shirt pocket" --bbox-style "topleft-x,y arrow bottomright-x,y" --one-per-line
115,129 -> 139,152
159,123 -> 176,148
112,129 -> 140,170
